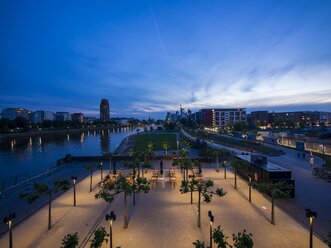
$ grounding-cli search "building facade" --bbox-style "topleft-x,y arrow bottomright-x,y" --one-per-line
251,111 -> 269,127
71,113 -> 84,123
2,108 -> 31,120
33,111 -> 54,124
197,108 -> 246,130
100,98 -> 110,121
55,112 -> 71,121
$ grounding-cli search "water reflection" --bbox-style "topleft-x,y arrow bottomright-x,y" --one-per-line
0,127 -> 135,182
80,133 -> 85,143
100,129 -> 110,154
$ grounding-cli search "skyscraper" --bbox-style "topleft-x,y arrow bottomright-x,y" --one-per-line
100,98 -> 110,121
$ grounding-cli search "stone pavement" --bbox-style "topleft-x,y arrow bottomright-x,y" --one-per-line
0,169 -> 108,248
0,166 -> 327,248
92,168 -> 326,248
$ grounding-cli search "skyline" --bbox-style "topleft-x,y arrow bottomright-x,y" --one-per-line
1,1 -> 331,118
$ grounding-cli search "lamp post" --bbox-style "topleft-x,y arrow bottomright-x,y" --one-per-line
100,161 -> 103,180
248,175 -> 252,203
105,211 -> 116,248
224,161 -> 227,179
208,210 -> 214,248
306,209 -> 317,248
4,213 -> 16,248
71,176 -> 77,207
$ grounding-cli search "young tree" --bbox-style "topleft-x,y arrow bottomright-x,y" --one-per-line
90,227 -> 109,248
212,225 -> 229,248
95,175 -> 150,228
252,181 -> 293,224
230,159 -> 249,190
192,240 -> 206,248
20,179 -> 70,230
180,178 -> 226,227
162,141 -> 169,154
232,230 -> 254,248
173,148 -> 191,181
61,232 -> 79,248
85,164 -> 97,192
193,160 -> 202,174
124,160 -> 140,206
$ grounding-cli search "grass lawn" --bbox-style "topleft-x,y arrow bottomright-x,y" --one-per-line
134,133 -> 177,152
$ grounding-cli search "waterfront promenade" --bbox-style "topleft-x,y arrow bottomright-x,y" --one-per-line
0,163 -> 326,247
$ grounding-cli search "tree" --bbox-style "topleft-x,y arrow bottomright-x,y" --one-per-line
61,232 -> 79,248
95,175 -> 150,228
212,225 -> 229,248
124,160 -> 140,206
173,148 -> 191,181
252,181 -> 293,224
20,179 -> 70,229
193,160 -> 202,174
85,164 -> 97,192
180,178 -> 226,227
162,141 -> 169,154
90,227 -> 109,248
230,159 -> 249,190
232,230 -> 254,248
193,240 -> 206,248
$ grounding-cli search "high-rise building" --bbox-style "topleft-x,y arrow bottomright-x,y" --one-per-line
100,98 -> 110,121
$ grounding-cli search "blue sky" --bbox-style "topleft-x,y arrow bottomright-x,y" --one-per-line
0,0 -> 330,118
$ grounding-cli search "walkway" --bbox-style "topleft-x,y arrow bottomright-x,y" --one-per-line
0,165 -> 327,247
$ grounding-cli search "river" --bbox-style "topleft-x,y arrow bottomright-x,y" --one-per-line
0,127 -> 135,187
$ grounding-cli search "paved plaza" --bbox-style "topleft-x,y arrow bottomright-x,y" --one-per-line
0,162 -> 327,248
182,129 -> 331,240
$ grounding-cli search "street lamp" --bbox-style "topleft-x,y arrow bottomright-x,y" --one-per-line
100,161 -> 103,180
208,210 -> 214,248
105,211 -> 116,248
248,174 -> 252,203
71,176 -> 77,207
305,209 -> 317,248
4,213 -> 16,248
223,160 -> 227,179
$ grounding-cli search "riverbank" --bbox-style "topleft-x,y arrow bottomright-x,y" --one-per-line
0,125 -> 136,141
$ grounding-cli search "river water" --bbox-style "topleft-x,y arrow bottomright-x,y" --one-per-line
0,127 -> 135,185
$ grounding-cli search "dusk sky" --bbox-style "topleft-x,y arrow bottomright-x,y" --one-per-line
1,0 -> 330,118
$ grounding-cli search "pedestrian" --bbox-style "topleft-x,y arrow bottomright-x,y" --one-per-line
302,153 -> 306,159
